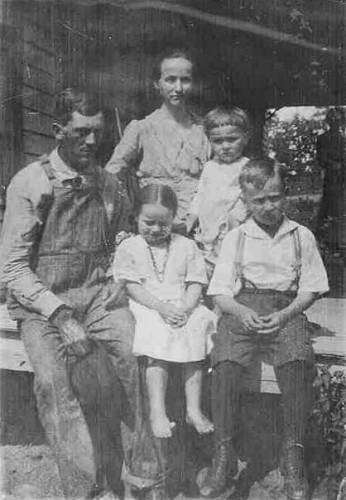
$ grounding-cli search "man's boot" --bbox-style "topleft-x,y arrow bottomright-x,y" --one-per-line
200,438 -> 238,498
284,443 -> 309,500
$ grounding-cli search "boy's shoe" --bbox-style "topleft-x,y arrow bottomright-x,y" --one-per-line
200,438 -> 238,498
284,443 -> 309,500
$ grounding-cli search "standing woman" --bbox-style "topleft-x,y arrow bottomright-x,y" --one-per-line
106,49 -> 209,227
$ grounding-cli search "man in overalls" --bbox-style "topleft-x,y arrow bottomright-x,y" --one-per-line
203,158 -> 329,500
0,88 -> 136,498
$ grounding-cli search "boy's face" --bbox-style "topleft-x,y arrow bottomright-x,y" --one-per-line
209,125 -> 248,164
243,174 -> 284,228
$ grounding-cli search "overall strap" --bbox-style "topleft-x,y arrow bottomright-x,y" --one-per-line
288,227 -> 302,291
39,155 -> 55,180
234,228 -> 246,281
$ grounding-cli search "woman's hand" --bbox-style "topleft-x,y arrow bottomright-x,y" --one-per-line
158,302 -> 187,327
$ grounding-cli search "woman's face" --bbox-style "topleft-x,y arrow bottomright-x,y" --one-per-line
155,57 -> 193,108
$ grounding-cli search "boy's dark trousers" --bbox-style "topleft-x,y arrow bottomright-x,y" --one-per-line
211,359 -> 314,465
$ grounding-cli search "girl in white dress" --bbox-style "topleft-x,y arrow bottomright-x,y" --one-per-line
113,184 -> 216,438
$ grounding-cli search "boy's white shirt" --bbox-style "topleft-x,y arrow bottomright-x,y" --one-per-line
189,157 -> 248,244
208,216 -> 329,297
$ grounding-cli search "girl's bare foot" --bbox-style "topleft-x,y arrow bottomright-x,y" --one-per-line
150,413 -> 176,438
186,411 -> 214,434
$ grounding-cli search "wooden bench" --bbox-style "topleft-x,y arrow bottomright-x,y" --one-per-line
1,298 -> 345,387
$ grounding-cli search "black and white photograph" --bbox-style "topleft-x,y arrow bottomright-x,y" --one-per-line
0,1 -> 345,499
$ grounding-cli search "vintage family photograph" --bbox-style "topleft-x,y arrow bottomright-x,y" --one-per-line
0,1 -> 345,499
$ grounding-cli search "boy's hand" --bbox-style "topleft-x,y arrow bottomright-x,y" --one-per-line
235,304 -> 264,332
158,302 -> 187,327
257,311 -> 288,335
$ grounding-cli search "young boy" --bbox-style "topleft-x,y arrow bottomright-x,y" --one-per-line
203,158 -> 329,499
186,107 -> 249,272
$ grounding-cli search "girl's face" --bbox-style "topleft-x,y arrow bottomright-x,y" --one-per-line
209,125 -> 248,164
138,203 -> 174,245
155,57 -> 193,108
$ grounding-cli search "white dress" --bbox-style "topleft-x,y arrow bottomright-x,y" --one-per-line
189,157 -> 249,263
113,234 -> 216,362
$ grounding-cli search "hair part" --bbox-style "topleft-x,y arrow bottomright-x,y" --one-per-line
152,49 -> 194,81
239,157 -> 285,192
54,87 -> 103,125
135,184 -> 178,217
204,106 -> 251,136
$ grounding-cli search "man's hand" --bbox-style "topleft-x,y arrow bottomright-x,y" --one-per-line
103,281 -> 127,310
256,311 -> 288,335
158,302 -> 187,327
234,304 -> 264,332
51,307 -> 91,357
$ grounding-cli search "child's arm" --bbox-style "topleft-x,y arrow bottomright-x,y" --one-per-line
214,294 -> 264,332
183,282 -> 203,316
257,291 -> 318,335
126,282 -> 186,326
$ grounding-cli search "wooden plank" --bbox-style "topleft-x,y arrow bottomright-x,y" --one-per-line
23,111 -> 53,137
23,65 -> 55,95
22,84 -> 55,115
23,130 -> 54,157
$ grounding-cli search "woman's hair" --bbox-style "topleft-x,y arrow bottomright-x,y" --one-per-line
135,184 -> 178,216
239,157 -> 286,191
152,49 -> 194,81
54,87 -> 103,125
204,106 -> 251,136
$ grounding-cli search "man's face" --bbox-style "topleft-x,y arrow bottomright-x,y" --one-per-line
55,111 -> 105,171
243,174 -> 284,228
155,57 -> 193,108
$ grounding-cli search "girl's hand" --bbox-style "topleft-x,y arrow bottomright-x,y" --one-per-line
235,305 -> 264,332
256,311 -> 288,335
158,302 -> 187,327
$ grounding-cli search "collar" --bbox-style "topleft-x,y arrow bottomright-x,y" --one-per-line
242,216 -> 299,240
49,148 -> 85,183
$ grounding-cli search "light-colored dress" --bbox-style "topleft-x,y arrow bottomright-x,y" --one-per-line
189,157 -> 249,265
106,108 -> 209,223
113,234 -> 216,362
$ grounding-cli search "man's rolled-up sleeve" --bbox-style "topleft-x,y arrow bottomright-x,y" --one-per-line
207,230 -> 240,297
0,176 -> 65,318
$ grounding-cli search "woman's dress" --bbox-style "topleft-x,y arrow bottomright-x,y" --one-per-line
106,108 -> 209,223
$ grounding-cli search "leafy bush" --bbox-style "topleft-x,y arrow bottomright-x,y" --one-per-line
309,368 -> 346,500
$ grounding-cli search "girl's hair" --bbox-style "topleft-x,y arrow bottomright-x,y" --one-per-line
135,184 -> 178,216
152,49 -> 194,81
239,157 -> 286,191
204,106 -> 251,136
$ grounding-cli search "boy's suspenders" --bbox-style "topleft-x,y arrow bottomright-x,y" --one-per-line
233,226 -> 302,291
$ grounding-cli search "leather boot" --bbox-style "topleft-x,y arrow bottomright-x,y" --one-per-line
200,439 -> 238,498
284,443 -> 309,500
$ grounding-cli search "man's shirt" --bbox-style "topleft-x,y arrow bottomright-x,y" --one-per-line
0,149 -> 126,318
208,217 -> 329,297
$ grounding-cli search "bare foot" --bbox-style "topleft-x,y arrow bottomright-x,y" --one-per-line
150,414 -> 176,438
186,411 -> 214,434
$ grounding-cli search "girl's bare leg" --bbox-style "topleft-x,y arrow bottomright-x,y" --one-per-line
184,362 -> 214,434
146,359 -> 175,438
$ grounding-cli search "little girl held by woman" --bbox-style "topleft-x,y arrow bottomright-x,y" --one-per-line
187,107 -> 250,270
113,184 -> 216,438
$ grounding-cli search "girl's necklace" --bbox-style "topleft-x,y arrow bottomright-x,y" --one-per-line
147,240 -> 170,283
